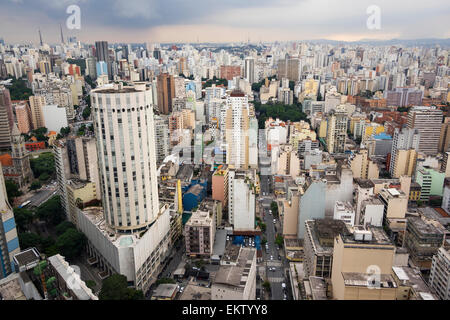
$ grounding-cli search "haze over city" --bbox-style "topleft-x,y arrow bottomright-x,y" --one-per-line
1,0 -> 450,44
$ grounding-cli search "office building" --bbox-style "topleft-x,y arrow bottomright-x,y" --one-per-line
0,86 -> 12,151
415,167 -> 445,202
228,169 -> 255,232
225,91 -> 250,169
331,226 -> 397,300
244,57 -> 255,84
304,219 -> 348,279
156,73 -> 175,115
405,216 -> 446,270
407,106 -> 443,155
350,149 -> 379,179
14,102 -> 31,134
211,247 -> 256,300
389,128 -> 420,178
184,210 -> 216,258
429,246 -> 450,300
28,96 -> 46,130
326,110 -> 347,154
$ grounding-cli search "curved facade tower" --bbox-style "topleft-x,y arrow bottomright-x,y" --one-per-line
91,82 -> 159,233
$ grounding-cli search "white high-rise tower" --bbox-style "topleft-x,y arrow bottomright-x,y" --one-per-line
91,82 -> 160,233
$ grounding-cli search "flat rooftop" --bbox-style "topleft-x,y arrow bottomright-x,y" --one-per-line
342,272 -> 397,288
407,216 -> 446,236
342,226 -> 393,246
214,248 -> 255,289
180,280 -> 211,300
153,284 -> 178,298
0,274 -> 26,300
308,276 -> 328,300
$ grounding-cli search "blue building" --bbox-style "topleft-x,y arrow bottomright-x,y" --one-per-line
182,180 -> 207,212
96,61 -> 108,78
0,169 -> 20,279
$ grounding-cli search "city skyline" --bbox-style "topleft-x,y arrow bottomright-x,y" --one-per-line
1,0 -> 450,44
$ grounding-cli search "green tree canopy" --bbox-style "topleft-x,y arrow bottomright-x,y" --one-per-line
19,232 -> 42,250
56,228 -> 87,260
13,208 -> 34,232
99,274 -> 144,300
5,180 -> 22,204
36,196 -> 65,226
55,221 -> 76,236
30,152 -> 55,179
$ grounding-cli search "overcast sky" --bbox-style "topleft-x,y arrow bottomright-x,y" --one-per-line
1,0 -> 449,44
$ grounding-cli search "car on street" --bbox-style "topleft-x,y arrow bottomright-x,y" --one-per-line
278,255 -> 281,260
270,255 -> 273,260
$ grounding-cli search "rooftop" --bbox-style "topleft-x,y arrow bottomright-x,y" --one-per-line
342,272 -> 397,288
214,248 -> 255,289
0,274 -> 26,300
152,284 -> 178,299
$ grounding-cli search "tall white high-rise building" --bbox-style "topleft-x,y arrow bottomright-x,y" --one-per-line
91,82 -> 160,233
244,57 -> 255,85
225,91 -> 250,170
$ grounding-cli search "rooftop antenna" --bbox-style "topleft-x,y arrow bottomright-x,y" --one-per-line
60,23 -> 65,44
38,28 -> 43,46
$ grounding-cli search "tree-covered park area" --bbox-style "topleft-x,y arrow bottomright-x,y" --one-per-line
6,78 -> 33,100
16,196 -> 87,261
254,101 -> 308,129
30,152 -> 55,181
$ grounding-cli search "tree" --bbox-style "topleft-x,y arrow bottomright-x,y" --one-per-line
13,208 -> 34,232
86,280 -> 97,290
82,106 -> 91,120
55,221 -> 76,236
260,223 -> 267,232
261,238 -> 267,246
56,228 -> 87,260
36,196 -> 65,226
99,274 -> 144,300
270,201 -> 279,217
60,127 -> 71,137
275,234 -> 284,247
19,232 -> 42,250
5,180 -> 22,204
262,281 -> 271,291
29,180 -> 42,191
30,152 -> 55,179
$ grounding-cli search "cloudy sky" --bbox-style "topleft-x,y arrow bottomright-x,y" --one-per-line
1,0 -> 449,44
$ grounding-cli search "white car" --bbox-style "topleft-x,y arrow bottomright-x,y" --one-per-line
179,286 -> 184,293
270,255 -> 273,260
273,219 -> 276,223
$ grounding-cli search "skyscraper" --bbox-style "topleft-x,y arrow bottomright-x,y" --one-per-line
95,41 -> 112,80
0,163 -> 20,280
225,91 -> 250,169
157,73 -> 175,115
326,110 -> 348,154
389,128 -> 420,178
244,57 -> 255,84
0,86 -> 13,151
91,82 -> 160,233
407,106 -> 443,155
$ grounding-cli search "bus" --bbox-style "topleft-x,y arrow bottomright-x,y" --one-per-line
18,200 -> 31,208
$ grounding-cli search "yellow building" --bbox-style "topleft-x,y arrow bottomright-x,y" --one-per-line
350,149 -> 379,179
303,79 -> 319,96
66,180 -> 97,225
331,226 -> 398,300
391,149 -> 417,178
318,120 -> 328,138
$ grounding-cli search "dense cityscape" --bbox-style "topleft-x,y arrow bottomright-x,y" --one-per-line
0,1 -> 449,305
